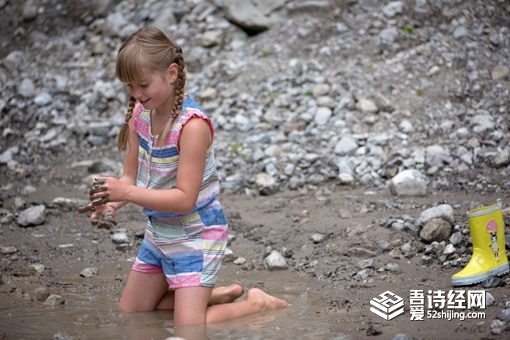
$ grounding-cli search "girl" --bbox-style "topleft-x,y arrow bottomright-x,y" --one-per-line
89,26 -> 288,326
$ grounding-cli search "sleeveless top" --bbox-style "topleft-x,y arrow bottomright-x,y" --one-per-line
133,96 -> 220,218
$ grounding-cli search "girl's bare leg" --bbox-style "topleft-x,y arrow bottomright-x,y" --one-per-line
156,283 -> 244,310
118,271 -> 169,312
119,270 -> 244,312
205,288 -> 289,324
173,286 -> 289,326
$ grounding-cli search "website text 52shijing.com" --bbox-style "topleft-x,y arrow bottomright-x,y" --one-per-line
427,309 -> 486,321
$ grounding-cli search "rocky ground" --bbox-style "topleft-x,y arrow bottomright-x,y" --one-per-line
1,0 -> 510,339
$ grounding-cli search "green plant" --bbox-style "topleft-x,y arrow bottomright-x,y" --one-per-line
402,26 -> 414,35
230,142 -> 242,153
261,49 -> 272,57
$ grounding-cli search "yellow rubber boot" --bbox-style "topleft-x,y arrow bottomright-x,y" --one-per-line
451,201 -> 509,286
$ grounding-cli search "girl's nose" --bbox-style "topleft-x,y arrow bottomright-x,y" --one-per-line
129,86 -> 142,98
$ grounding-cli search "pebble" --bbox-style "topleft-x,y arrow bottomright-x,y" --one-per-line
17,205 -> 46,227
264,250 -> 288,270
32,287 -> 50,301
79,267 -> 98,278
43,294 -> 65,306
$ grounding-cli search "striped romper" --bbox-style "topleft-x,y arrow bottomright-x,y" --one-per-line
131,96 -> 228,289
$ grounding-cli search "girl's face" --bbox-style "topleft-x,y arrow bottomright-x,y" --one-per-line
126,65 -> 177,112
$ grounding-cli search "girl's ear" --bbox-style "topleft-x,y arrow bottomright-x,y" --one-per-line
167,63 -> 178,83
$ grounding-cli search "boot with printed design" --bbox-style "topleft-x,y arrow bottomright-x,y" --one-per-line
451,200 -> 509,286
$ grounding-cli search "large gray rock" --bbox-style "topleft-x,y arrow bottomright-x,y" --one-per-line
221,0 -> 285,33
416,204 -> 455,226
388,169 -> 429,197
17,205 -> 46,227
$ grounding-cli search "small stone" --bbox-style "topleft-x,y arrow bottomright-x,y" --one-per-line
490,319 -> 507,335
358,258 -> 374,269
0,246 -> 17,255
43,294 -> 65,306
233,257 -> 247,265
310,232 -> 329,244
498,309 -> 510,322
111,229 -> 129,244
223,247 -> 235,263
79,267 -> 98,278
491,64 -> 509,80
486,292 -> 495,306
264,250 -> 288,270
32,287 -> 50,301
384,262 -> 400,272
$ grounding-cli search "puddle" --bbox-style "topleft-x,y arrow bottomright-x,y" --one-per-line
0,270 -> 354,339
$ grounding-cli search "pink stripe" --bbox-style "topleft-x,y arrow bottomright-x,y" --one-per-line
132,259 -> 162,274
202,226 -> 228,241
166,272 -> 201,289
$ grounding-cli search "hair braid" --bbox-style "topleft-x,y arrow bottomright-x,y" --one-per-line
117,96 -> 136,150
158,48 -> 186,146
171,53 -> 186,118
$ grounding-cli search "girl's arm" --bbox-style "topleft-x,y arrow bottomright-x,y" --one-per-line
94,117 -> 212,214
105,117 -> 140,212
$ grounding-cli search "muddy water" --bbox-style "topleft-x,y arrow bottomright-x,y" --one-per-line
0,268 -> 354,340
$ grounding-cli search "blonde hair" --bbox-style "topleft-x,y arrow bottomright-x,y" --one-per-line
115,26 -> 186,150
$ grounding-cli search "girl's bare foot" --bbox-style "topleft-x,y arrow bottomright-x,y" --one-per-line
209,284 -> 244,305
246,288 -> 289,312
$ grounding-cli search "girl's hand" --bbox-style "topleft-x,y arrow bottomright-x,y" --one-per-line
90,203 -> 117,230
90,202 -> 116,220
90,177 -> 129,204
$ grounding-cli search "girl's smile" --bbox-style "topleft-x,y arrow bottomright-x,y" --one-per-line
126,68 -> 175,112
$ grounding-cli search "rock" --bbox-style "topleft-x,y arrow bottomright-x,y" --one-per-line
420,218 -> 452,243
486,292 -> 495,306
449,232 -> 463,245
498,309 -> 510,322
310,232 -> 330,244
111,229 -> 129,244
384,262 -> 400,272
233,257 -> 247,265
357,97 -> 378,114
80,267 -> 98,278
491,65 -> 509,80
30,264 -> 45,274
416,204 -> 455,226
223,247 -> 235,263
43,294 -> 65,306
32,287 -> 50,302
221,0 -> 284,34
490,319 -> 507,335
0,246 -> 17,255
388,169 -> 428,197
358,258 -> 374,269
17,205 -> 46,227
347,247 -> 378,258
18,78 -> 35,97
264,250 -> 288,270
334,136 -> 358,156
